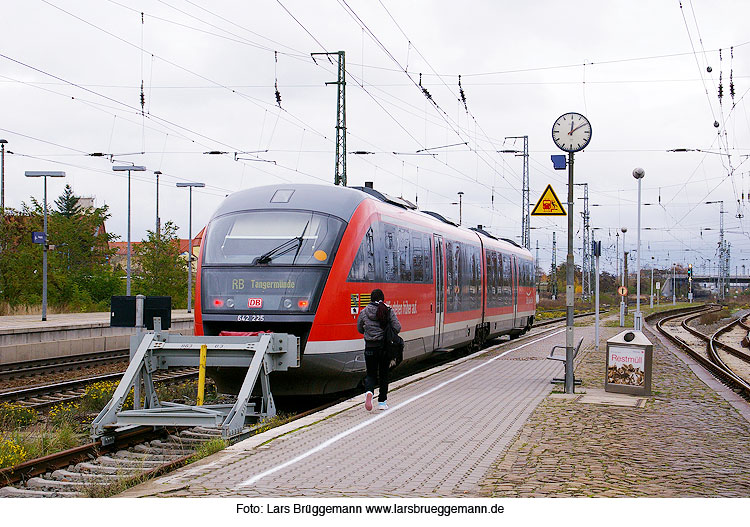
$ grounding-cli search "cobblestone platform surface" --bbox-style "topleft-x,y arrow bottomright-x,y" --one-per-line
119,316 -> 750,498
119,325 -> 570,498
479,320 -> 750,497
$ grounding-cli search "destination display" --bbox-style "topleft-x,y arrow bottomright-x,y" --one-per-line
201,268 -> 327,314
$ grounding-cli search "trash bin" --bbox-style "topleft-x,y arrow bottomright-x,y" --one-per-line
605,330 -> 653,396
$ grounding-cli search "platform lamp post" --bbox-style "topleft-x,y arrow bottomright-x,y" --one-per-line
112,165 -> 146,296
650,256 -> 655,309
633,167 -> 645,330
620,226 -> 628,326
25,171 -> 65,321
176,182 -> 205,313
457,191 -> 464,225
154,171 -> 162,236
672,262 -> 676,305
0,139 -> 7,215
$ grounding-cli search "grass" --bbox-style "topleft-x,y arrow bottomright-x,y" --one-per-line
189,437 -> 228,463
604,301 -> 698,327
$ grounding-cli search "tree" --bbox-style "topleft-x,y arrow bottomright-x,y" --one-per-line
0,186 -> 123,309
133,221 -> 188,308
54,184 -> 82,217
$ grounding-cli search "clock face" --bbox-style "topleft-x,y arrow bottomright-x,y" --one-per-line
552,112 -> 592,152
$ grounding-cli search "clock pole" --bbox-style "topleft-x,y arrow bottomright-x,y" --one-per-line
565,151 -> 576,394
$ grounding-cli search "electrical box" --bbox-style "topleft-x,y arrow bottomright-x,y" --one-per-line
110,296 -> 172,330
605,329 -> 653,396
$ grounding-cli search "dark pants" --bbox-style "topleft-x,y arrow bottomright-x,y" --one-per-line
364,341 -> 389,402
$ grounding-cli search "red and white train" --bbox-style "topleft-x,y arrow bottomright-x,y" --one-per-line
195,183 -> 536,395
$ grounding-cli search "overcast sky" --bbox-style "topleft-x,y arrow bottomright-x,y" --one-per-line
2,0 -> 749,276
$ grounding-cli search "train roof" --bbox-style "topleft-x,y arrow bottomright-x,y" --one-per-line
210,183 -> 368,222
213,183 -> 532,259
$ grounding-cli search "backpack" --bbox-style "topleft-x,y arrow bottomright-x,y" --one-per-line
381,307 -> 404,365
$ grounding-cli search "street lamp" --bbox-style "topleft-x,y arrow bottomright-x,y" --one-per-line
0,139 -> 7,215
112,165 -> 147,296
633,167 -> 645,330
620,226 -> 627,326
457,191 -> 464,225
176,182 -> 205,313
672,262 -> 676,305
650,256 -> 655,309
25,170 -> 65,321
154,171 -> 162,236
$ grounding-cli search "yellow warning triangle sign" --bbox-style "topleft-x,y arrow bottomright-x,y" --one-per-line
531,184 -> 566,216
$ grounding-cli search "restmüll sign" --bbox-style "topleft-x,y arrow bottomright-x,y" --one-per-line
605,329 -> 653,396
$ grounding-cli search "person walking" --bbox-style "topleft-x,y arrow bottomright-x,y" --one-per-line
357,288 -> 401,411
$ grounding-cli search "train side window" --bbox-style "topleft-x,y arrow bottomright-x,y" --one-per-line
398,226 -> 412,282
412,232 -> 423,282
446,241 -> 460,312
502,254 -> 512,303
491,251 -> 499,305
383,224 -> 398,282
469,245 -> 480,309
347,226 -> 376,282
423,233 -> 433,282
485,251 -> 495,305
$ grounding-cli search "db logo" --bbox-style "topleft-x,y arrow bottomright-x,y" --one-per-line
247,298 -> 263,308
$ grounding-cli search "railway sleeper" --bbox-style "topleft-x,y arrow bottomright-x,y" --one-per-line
113,450 -> 180,462
180,429 -> 222,440
50,469 -> 122,483
98,455 -> 170,467
133,444 -> 191,456
0,486 -> 81,498
165,434 -> 210,446
75,462 -> 144,475
26,477 -> 89,491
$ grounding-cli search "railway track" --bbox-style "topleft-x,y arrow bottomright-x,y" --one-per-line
0,350 -> 130,382
0,312 -> 588,497
653,304 -> 750,396
0,368 -> 198,409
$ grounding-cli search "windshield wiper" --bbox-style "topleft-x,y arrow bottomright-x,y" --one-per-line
253,221 -> 310,265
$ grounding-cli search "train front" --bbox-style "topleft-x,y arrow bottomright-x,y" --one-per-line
195,184 -> 366,396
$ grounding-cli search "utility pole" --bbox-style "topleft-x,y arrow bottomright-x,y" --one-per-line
502,135 -> 530,249
312,51 -> 346,186
575,183 -> 590,299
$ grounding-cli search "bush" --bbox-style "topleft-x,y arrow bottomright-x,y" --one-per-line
81,381 -> 133,412
48,401 -> 82,427
0,403 -> 38,429
0,436 -> 28,468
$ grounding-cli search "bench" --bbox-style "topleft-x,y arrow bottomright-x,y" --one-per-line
547,337 -> 583,386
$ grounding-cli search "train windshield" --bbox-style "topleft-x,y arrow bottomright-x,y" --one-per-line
204,211 -> 346,266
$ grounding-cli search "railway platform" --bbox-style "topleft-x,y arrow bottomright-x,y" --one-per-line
117,315 -> 750,498
0,311 -> 194,364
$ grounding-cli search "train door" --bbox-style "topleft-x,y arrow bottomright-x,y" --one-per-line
433,234 -> 445,348
512,255 -> 518,327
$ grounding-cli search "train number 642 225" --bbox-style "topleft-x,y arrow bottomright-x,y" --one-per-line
237,314 -> 265,322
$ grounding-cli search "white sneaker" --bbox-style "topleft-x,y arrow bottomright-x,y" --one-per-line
364,391 -> 373,411
378,401 -> 389,411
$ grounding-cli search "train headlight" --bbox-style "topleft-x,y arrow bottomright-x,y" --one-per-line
298,299 -> 309,310
213,298 -> 224,307
283,299 -> 293,309
226,298 -> 235,308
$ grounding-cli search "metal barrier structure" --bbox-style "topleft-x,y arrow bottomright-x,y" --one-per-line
91,314 -> 299,440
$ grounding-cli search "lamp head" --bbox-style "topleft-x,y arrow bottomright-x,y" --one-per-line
632,167 -> 645,179
621,227 -> 628,233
